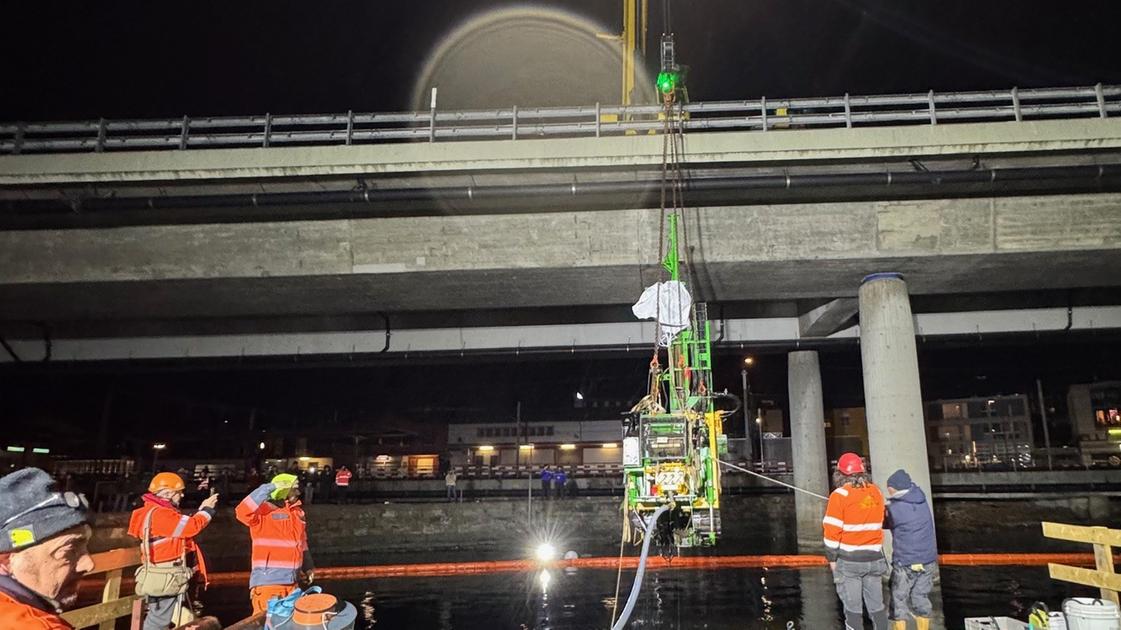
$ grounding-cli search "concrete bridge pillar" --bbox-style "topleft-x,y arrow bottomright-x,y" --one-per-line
859,273 -> 946,629
858,273 -> 933,505
788,350 -> 829,548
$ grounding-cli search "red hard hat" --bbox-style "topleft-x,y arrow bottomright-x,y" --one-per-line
837,453 -> 865,475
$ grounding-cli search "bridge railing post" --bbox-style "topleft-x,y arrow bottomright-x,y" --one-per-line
428,87 -> 438,143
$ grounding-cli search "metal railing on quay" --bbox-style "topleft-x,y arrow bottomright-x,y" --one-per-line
1,84 -> 1117,155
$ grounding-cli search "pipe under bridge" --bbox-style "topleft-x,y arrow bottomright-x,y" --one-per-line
1,84 -> 1120,360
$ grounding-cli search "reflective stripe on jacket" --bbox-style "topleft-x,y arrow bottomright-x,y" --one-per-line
0,577 -> 74,630
127,497 -> 213,584
236,483 -> 312,588
822,482 -> 885,562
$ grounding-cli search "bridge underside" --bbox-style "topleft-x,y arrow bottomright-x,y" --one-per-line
1,192 -> 1119,343
0,250 -> 1116,323
2,118 -> 1120,354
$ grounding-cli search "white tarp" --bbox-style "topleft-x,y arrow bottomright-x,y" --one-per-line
631,281 -> 693,346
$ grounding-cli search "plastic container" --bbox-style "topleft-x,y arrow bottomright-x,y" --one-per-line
1064,598 -> 1120,630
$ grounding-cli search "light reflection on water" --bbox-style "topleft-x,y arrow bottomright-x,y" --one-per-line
197,565 -> 1096,629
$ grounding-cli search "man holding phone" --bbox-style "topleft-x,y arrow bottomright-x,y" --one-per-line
128,472 -> 218,629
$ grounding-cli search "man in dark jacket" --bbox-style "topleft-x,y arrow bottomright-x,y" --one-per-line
885,469 -> 937,630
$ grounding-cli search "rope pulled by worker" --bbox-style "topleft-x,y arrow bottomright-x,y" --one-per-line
717,459 -> 828,501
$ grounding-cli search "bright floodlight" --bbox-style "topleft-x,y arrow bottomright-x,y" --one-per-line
575,391 -> 584,401
536,542 -> 557,562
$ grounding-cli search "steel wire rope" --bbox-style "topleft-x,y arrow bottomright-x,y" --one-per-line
669,100 -> 692,412
612,82 -> 683,630
717,459 -> 829,501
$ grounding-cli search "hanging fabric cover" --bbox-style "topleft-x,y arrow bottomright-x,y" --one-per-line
631,281 -> 693,347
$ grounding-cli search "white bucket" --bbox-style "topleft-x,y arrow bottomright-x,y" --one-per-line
1063,598 -> 1120,630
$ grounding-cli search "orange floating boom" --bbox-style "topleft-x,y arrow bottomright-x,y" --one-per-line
192,552 -> 1113,584
80,551 -> 1112,591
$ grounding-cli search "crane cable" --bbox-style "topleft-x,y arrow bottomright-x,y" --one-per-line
608,500 -> 629,627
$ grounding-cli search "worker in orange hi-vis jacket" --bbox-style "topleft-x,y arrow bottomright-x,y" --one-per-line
236,474 -> 313,614
823,452 -> 889,630
334,466 -> 352,505
0,468 -> 94,630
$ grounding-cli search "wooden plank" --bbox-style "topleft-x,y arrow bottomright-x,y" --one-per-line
1094,543 -> 1121,606
1042,522 -> 1121,547
98,569 -> 122,630
61,596 -> 140,629
1049,563 -> 1121,592
88,547 -> 141,575
129,599 -> 143,630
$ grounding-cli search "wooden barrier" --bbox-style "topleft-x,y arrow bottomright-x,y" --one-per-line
62,547 -> 143,630
1042,521 -> 1121,606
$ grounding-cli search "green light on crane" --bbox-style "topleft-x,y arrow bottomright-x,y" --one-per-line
656,71 -> 679,95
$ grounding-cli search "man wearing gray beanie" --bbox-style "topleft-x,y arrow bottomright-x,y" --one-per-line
0,467 -> 94,629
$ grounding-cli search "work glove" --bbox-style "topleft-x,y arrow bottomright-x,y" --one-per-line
270,474 -> 299,501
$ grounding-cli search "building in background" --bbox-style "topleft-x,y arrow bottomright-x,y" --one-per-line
925,395 -> 1034,470
824,407 -> 869,461
447,420 -> 622,469
1068,381 -> 1121,466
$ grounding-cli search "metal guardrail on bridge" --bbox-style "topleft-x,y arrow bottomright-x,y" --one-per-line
1,84 -> 1118,155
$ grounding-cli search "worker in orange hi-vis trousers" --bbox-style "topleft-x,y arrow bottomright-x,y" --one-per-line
236,474 -> 314,614
823,452 -> 889,630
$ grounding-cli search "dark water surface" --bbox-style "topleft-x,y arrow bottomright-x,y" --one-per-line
196,563 -> 1095,629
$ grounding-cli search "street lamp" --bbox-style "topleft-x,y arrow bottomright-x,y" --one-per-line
152,443 -> 167,472
755,414 -> 764,468
741,357 -> 756,462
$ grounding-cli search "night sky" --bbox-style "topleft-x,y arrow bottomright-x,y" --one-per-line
2,2 -> 1121,454
2,334 -> 1118,456
2,1 -> 1120,121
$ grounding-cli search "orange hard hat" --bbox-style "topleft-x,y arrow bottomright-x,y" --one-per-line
837,453 -> 866,475
149,472 -> 186,493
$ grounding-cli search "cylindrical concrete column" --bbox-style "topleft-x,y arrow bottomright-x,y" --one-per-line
788,350 -> 829,548
858,273 -> 934,507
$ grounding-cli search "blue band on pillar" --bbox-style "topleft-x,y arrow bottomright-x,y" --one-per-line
861,272 -> 904,284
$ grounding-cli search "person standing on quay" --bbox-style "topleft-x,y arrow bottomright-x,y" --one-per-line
885,469 -> 937,630
823,453 -> 889,630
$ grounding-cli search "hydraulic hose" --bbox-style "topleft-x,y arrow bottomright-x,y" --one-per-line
610,504 -> 669,630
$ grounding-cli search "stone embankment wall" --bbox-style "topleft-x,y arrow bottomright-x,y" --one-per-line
90,494 -> 1118,572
